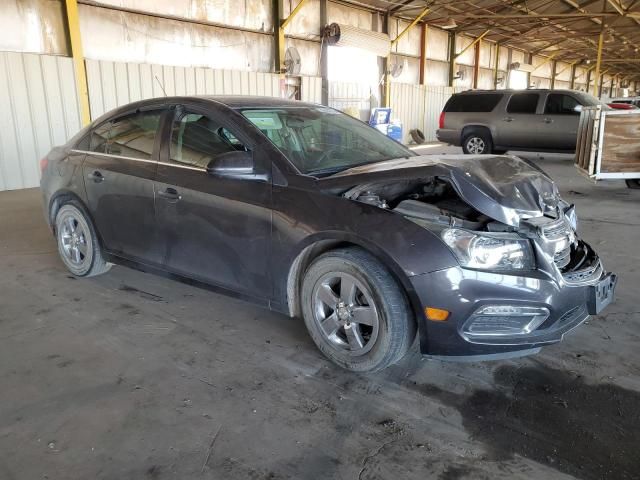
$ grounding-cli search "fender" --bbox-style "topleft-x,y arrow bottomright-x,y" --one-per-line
281,230 -> 426,324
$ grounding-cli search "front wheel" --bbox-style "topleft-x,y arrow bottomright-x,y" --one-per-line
301,248 -> 416,372
625,179 -> 640,189
462,131 -> 493,154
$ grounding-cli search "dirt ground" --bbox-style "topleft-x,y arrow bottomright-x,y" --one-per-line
0,149 -> 639,480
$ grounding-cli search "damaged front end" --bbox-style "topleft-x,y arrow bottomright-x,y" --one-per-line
327,154 -> 617,359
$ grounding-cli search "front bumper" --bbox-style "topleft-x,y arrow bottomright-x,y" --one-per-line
410,265 -> 616,359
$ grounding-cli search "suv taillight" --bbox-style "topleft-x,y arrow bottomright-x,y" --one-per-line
438,112 -> 446,129
39,157 -> 48,173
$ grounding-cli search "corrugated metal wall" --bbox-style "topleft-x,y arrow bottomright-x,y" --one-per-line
389,83 -> 457,144
86,59 -> 322,118
301,76 -> 322,103
86,59 -> 284,118
0,51 -> 81,191
328,81 -> 373,121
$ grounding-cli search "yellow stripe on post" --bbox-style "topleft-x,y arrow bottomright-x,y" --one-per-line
65,0 -> 91,126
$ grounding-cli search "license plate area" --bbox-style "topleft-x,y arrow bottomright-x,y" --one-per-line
587,273 -> 617,314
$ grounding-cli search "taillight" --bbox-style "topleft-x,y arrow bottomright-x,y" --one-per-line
39,157 -> 48,173
438,111 -> 446,129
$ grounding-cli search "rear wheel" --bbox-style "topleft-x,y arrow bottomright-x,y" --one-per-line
55,202 -> 111,277
301,248 -> 416,372
462,130 -> 493,154
625,179 -> 640,189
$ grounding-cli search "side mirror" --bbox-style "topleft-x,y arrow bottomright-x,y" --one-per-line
206,151 -> 254,177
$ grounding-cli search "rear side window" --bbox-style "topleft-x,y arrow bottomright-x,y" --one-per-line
108,110 -> 163,159
507,93 -> 539,114
444,94 -> 503,113
544,94 -> 581,115
90,122 -> 111,153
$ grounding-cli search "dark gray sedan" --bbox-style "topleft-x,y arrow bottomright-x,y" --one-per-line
40,96 -> 616,372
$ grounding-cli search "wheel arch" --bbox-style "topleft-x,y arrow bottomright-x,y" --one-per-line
48,191 -> 104,247
284,233 -> 423,327
460,124 -> 494,146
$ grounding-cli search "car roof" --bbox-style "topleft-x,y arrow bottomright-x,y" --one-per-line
454,89 -> 579,95
114,95 -> 319,110
88,95 -> 324,127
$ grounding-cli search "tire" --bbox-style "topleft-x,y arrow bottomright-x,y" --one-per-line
462,130 -> 493,155
301,247 -> 416,372
410,129 -> 426,145
625,179 -> 640,189
54,201 -> 111,277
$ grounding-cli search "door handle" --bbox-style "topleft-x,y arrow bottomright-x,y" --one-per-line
157,187 -> 182,202
543,118 -> 554,124
87,171 -> 104,183
503,117 -> 514,122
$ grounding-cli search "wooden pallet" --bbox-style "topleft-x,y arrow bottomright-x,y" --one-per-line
575,106 -> 640,180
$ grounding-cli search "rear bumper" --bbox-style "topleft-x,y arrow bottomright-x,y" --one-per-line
435,129 -> 459,145
410,265 -> 615,359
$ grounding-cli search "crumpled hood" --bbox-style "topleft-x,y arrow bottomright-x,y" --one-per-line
328,154 -> 560,227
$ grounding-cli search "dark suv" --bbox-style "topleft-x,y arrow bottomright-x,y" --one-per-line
436,89 -> 602,154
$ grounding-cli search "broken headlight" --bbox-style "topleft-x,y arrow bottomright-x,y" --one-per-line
442,228 -> 535,271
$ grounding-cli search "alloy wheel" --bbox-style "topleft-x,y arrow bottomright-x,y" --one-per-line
312,272 -> 380,356
58,213 -> 89,267
466,137 -> 486,154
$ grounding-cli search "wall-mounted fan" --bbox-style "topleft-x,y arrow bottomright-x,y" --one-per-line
388,59 -> 405,78
284,47 -> 302,75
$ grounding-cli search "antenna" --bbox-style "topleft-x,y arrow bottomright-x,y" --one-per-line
154,75 -> 167,97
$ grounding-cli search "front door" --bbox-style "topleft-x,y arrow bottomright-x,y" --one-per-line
540,93 -> 581,150
154,105 -> 272,298
82,108 -> 167,264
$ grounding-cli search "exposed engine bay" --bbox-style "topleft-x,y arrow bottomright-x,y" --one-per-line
343,178 -> 499,231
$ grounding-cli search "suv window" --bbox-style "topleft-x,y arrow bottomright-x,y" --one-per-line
108,110 -> 163,159
170,111 -> 249,169
444,94 -> 503,113
545,94 -> 581,115
507,93 -> 539,114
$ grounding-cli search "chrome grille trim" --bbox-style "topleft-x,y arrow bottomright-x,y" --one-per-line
554,246 -> 571,268
540,218 -> 570,241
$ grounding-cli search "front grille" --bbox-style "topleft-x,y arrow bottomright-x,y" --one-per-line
540,218 -> 571,241
554,245 -> 572,268
563,257 -> 602,285
538,217 -> 576,270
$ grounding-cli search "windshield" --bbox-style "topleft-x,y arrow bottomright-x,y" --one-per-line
239,106 -> 413,175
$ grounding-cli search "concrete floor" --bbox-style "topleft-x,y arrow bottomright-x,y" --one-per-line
1,149 -> 639,480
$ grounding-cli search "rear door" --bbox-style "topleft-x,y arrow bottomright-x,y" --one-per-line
154,104 -> 272,298
82,108 -> 167,264
497,92 -> 542,148
540,93 -> 582,150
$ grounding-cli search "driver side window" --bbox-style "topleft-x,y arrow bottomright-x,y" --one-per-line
169,110 -> 249,169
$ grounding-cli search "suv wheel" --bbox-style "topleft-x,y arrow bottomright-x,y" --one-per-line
301,248 -> 416,372
462,130 -> 493,155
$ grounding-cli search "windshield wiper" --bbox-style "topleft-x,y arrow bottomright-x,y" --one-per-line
308,156 -> 412,178
307,166 -> 351,177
